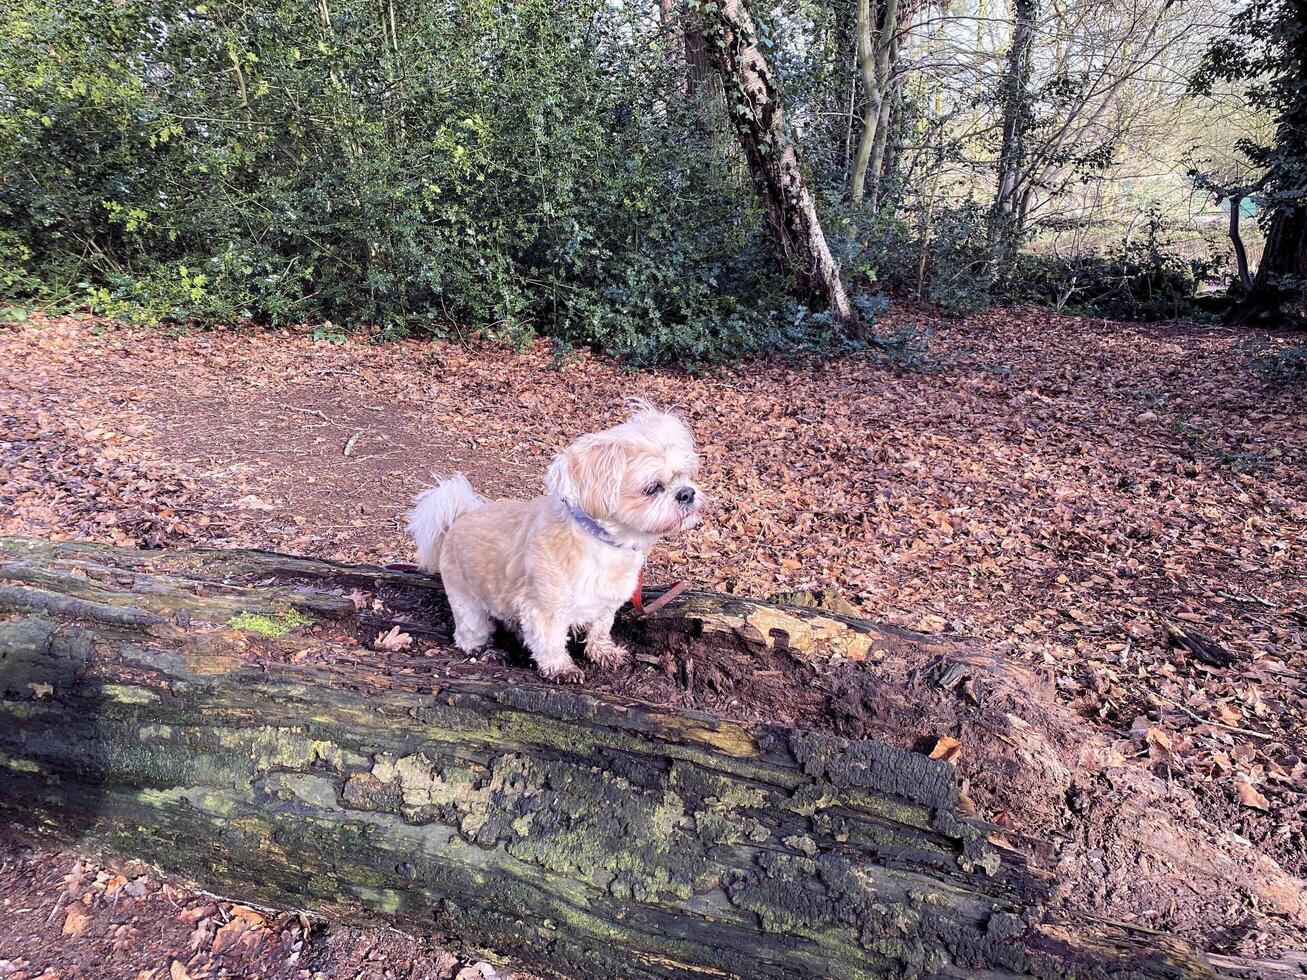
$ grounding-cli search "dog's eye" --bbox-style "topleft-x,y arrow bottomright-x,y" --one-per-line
644,483 -> 664,496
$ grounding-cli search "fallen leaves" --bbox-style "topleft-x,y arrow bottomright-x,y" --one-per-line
1078,742 -> 1128,770
1237,780 -> 1271,811
374,625 -> 413,651
1145,727 -> 1178,767
3,308 -> 1305,955
61,907 -> 91,938
928,736 -> 963,763
1,842 -> 482,978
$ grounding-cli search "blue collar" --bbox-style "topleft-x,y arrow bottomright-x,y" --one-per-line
558,497 -> 633,550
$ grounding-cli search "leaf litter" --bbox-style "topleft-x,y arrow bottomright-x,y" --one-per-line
1,309 -> 1304,969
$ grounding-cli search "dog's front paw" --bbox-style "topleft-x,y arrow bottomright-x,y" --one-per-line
538,658 -> 586,684
586,640 -> 631,669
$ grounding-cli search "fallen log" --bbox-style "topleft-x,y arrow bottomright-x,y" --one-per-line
0,536 -> 1270,977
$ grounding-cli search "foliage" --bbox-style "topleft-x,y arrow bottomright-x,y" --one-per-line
1007,215 -> 1217,321
836,201 -> 997,312
1192,0 -> 1307,317
0,0 -> 1278,359
1239,338 -> 1307,384
0,0 -> 838,364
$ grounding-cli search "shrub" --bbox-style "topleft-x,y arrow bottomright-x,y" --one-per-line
0,0 -> 833,365
1239,338 -> 1307,384
833,201 -> 997,313
1007,214 -> 1216,321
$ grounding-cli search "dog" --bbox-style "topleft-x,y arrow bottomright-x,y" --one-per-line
407,401 -> 705,683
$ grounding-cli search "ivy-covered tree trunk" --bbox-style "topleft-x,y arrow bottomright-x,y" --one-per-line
989,0 -> 1038,261
704,0 -> 858,328
1237,0 -> 1307,324
1247,203 -> 1307,322
0,536 -> 1230,979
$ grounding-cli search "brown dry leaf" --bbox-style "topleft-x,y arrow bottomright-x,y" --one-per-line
1211,702 -> 1242,725
103,873 -> 128,899
1235,780 -> 1270,811
233,494 -> 276,511
1145,726 -> 1178,766
228,904 -> 267,927
1232,742 -> 1257,765
62,906 -> 91,937
928,736 -> 963,764
63,861 -> 86,897
374,625 -> 413,651
178,904 -> 217,925
1078,743 -> 1127,770
211,918 -> 250,955
918,613 -> 948,633
169,962 -> 192,980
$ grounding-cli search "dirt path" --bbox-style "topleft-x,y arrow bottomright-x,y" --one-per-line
2,309 -> 1305,968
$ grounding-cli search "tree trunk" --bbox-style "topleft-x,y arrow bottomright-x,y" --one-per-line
989,0 -> 1038,261
1233,0 -> 1307,326
705,0 -> 858,328
658,0 -> 686,101
1229,194 -> 1254,294
850,0 -> 900,205
865,39 -> 897,211
0,536 -> 1252,977
1240,202 -> 1307,324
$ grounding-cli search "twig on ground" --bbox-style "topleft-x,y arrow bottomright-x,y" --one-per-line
1155,693 -> 1275,741
1218,591 -> 1277,608
278,405 -> 335,425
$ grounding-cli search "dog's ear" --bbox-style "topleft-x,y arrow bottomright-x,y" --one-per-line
546,435 -> 626,518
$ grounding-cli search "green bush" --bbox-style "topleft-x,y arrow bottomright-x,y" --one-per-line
834,201 -> 997,313
1007,215 -> 1215,321
1,0 -> 846,364
1239,338 -> 1307,384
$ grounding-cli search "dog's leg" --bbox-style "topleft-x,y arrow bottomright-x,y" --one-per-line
448,593 -> 494,654
521,613 -> 584,684
584,610 -> 630,668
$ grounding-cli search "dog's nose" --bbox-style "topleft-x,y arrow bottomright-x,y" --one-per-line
675,487 -> 696,505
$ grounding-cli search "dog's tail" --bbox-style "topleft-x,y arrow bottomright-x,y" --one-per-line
407,474 -> 485,573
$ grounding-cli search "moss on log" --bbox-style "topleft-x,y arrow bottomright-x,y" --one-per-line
0,537 -> 1222,978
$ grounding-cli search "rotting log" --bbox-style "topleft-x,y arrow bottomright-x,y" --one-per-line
0,536 -> 1230,978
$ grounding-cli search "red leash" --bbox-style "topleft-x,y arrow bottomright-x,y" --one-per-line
632,568 -> 687,616
632,567 -> 645,614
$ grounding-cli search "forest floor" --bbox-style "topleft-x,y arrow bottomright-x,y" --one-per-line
1,308 -> 1305,977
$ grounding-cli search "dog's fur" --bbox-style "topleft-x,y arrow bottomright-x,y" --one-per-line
407,402 -> 704,682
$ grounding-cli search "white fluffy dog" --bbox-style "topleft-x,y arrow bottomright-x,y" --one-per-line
407,402 -> 704,683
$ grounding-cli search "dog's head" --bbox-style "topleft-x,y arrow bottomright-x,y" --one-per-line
545,400 -> 705,541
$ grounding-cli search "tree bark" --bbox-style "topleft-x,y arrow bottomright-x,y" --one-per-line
850,0 -> 899,206
1241,202 -> 1307,324
704,0 -> 858,328
989,0 -> 1038,260
866,43 -> 897,210
1232,0 -> 1307,326
0,535 -> 1240,978
1229,194 -> 1254,294
658,0 -> 686,101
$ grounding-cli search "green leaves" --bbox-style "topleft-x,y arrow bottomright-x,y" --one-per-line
0,0 -> 823,364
